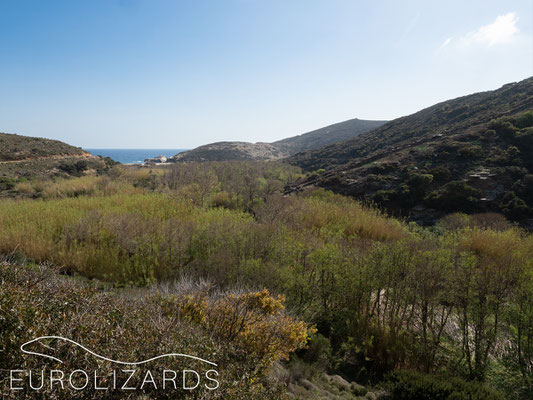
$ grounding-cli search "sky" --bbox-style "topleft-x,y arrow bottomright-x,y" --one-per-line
0,0 -> 532,149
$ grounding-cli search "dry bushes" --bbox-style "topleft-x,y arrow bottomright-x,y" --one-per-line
0,262 -> 311,399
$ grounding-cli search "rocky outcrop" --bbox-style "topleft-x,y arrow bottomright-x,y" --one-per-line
144,155 -> 168,163
169,141 -> 289,162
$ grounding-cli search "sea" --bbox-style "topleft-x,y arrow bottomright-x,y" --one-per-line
84,149 -> 188,164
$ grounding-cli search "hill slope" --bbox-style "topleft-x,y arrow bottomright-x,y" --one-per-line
0,132 -> 91,161
288,77 -> 533,224
170,141 -> 289,162
170,118 -> 386,162
272,117 -> 386,154
0,132 -> 105,179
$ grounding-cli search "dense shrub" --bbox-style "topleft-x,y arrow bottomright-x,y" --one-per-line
0,177 -> 17,191
429,166 -> 451,182
58,160 -> 89,176
0,262 -> 311,399
516,110 -> 533,129
499,191 -> 530,220
425,181 -> 480,211
210,191 -> 232,208
515,127 -> 533,153
297,333 -> 333,368
406,173 -> 433,197
387,370 -> 504,400
488,117 -> 518,136
458,145 -> 482,158
514,174 -> 533,202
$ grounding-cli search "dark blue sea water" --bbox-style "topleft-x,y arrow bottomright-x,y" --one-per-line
85,149 -> 187,164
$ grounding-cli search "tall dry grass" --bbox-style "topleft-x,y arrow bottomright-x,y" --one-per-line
15,175 -> 144,199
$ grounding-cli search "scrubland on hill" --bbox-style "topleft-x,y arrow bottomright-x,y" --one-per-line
289,78 -> 533,226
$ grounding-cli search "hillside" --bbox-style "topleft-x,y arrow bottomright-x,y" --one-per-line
170,141 -> 288,162
0,132 -> 108,181
272,117 -> 386,154
170,118 -> 386,162
0,132 -> 91,161
288,77 -> 533,224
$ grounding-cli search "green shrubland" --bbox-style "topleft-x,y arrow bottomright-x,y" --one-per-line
386,370 -> 504,400
0,161 -> 532,398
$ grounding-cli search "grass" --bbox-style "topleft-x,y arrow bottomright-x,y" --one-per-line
14,175 -> 143,198
0,189 -> 407,285
0,193 -> 250,284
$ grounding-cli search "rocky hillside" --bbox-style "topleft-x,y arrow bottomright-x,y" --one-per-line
170,118 -> 386,162
170,141 -> 289,162
288,77 -> 533,224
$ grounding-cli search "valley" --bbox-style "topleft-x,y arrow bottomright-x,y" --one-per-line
1,79 -> 533,400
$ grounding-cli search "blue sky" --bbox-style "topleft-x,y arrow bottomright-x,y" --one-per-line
0,0 -> 532,149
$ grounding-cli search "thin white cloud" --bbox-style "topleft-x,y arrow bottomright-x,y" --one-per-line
461,12 -> 519,47
439,12 -> 520,50
440,37 -> 453,48
404,12 -> 421,37
396,12 -> 421,47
